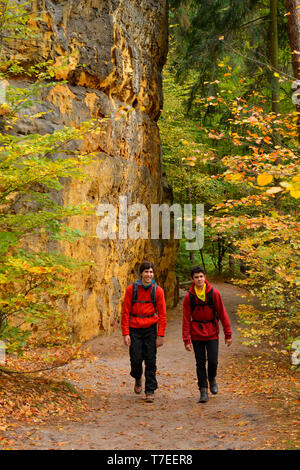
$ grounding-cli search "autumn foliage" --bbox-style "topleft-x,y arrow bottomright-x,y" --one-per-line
160,52 -> 299,356
202,93 -> 299,350
0,1 -> 101,355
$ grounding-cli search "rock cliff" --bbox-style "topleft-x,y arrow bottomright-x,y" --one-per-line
7,0 -> 178,341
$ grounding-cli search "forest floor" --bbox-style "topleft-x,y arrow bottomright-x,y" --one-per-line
0,281 -> 299,450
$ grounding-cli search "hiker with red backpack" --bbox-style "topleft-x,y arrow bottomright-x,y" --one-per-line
121,261 -> 167,403
182,266 -> 232,403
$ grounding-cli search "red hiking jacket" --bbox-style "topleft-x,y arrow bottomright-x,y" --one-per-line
121,282 -> 167,337
182,281 -> 232,344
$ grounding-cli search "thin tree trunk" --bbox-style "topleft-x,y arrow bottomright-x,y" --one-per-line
270,0 -> 280,115
199,249 -> 206,272
229,253 -> 235,275
186,186 -> 195,263
285,0 -> 300,146
217,236 -> 224,274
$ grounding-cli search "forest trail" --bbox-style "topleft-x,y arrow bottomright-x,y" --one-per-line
7,282 -> 296,450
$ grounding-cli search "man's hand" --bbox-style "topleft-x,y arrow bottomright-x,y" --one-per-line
185,343 -> 193,351
225,338 -> 232,347
123,335 -> 131,347
156,336 -> 164,348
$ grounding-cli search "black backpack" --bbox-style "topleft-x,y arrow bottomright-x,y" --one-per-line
189,288 -> 219,328
130,282 -> 158,318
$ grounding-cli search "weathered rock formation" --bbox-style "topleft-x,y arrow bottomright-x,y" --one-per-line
7,0 -> 178,341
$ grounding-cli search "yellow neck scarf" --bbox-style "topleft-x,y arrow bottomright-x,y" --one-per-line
194,283 -> 206,302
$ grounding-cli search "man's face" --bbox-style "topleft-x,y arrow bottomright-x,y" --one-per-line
192,272 -> 206,288
141,268 -> 154,285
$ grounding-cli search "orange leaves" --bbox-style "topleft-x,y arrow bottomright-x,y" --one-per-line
185,156 -> 197,167
208,131 -> 224,140
234,421 -> 250,427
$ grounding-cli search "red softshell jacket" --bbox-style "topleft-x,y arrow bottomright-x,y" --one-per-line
121,283 -> 167,337
182,281 -> 232,344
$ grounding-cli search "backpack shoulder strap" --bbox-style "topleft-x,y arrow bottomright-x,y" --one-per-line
188,292 -> 196,316
206,288 -> 219,321
151,282 -> 157,311
131,282 -> 139,305
206,287 -> 214,307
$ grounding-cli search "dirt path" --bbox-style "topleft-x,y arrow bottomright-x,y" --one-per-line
8,282 -> 293,450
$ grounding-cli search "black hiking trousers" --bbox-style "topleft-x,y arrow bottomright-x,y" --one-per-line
192,339 -> 219,389
129,323 -> 157,394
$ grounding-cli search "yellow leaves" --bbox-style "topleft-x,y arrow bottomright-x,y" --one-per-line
0,274 -> 8,284
26,266 -> 56,274
29,111 -> 50,120
278,176 -> 300,199
290,188 -> 300,199
257,173 -> 273,186
289,175 -> 300,199
291,175 -> 300,183
0,102 -> 12,117
225,173 -> 243,182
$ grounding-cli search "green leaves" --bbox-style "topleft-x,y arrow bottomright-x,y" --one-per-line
0,232 -> 18,255
0,4 -> 104,355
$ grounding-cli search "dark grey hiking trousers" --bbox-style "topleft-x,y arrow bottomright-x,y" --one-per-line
192,339 -> 219,389
129,323 -> 157,393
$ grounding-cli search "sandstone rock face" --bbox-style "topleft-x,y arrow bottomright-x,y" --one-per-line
8,0 -> 179,341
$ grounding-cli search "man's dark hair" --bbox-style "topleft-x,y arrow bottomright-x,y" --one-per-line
139,261 -> 156,274
190,265 -> 206,278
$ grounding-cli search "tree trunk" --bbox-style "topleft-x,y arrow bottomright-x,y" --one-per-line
285,0 -> 300,146
186,186 -> 195,263
229,253 -> 235,275
200,249 -> 206,272
270,0 -> 280,116
240,260 -> 247,275
217,236 -> 225,274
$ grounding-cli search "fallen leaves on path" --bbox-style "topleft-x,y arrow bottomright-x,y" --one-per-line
0,344 -> 99,449
223,348 -> 300,449
0,292 -> 299,451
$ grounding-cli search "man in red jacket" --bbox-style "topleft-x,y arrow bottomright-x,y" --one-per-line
182,265 -> 232,403
121,261 -> 167,402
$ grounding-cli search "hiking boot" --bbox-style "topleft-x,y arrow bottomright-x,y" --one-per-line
134,378 -> 142,394
145,393 -> 154,403
199,387 -> 209,403
209,379 -> 218,395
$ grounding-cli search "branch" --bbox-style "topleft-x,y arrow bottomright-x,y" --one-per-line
222,41 -> 295,81
0,121 -> 101,201
0,9 -> 44,22
240,15 -> 268,29
0,361 -> 70,376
